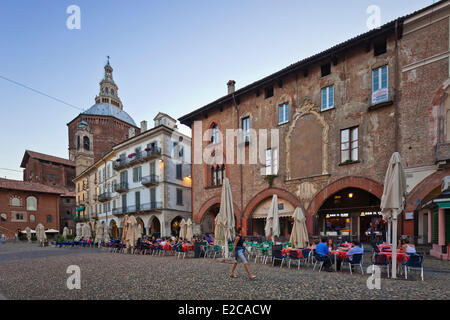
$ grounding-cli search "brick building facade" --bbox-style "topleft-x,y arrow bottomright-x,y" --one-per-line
0,179 -> 62,237
20,150 -> 76,233
179,1 -> 450,244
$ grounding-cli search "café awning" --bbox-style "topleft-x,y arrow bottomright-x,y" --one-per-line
75,206 -> 85,212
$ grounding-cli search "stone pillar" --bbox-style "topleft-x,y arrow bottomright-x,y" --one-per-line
438,208 -> 445,246
118,227 -> 123,239
428,209 -> 432,244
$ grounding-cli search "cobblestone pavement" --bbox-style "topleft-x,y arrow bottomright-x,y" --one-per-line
0,243 -> 449,300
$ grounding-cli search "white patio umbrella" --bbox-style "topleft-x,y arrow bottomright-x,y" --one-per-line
215,177 -> 236,259
124,215 -> 138,249
95,223 -> 104,243
25,226 -> 32,242
137,223 -> 143,240
179,218 -> 187,240
103,223 -> 110,243
74,223 -> 82,241
21,228 -> 35,234
83,223 -> 92,239
35,223 -> 46,246
265,195 -> 280,241
290,207 -> 309,248
45,229 -> 59,234
380,152 -> 407,279
121,215 -> 129,243
186,218 -> 193,242
62,226 -> 69,239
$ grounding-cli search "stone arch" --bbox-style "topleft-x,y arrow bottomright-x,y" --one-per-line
148,215 -> 161,235
196,196 -> 241,225
405,170 -> 447,212
307,176 -> 384,215
243,187 -> 302,219
285,97 -> 329,180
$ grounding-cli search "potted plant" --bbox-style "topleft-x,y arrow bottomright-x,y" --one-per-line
264,174 -> 276,187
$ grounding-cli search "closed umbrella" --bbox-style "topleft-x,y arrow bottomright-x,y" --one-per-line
179,219 -> 187,240
215,177 -> 236,259
380,152 -> 407,279
137,223 -> 143,240
124,215 -> 139,249
265,195 -> 280,241
186,218 -> 193,242
74,223 -> 82,241
62,226 -> 69,240
103,223 -> 110,243
95,223 -> 104,244
122,215 -> 129,243
83,223 -> 92,240
290,207 -> 309,248
25,226 -> 32,242
35,223 -> 46,246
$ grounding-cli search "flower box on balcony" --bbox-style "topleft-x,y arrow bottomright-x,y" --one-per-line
128,153 -> 136,158
145,147 -> 151,152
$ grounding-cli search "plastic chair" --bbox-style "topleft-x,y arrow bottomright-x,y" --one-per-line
287,250 -> 302,270
341,254 -> 364,275
402,254 -> 424,281
271,248 -> 285,268
371,253 -> 391,278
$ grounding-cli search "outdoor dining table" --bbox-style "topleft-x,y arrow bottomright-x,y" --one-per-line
377,250 -> 409,263
281,248 -> 303,258
378,244 -> 392,251
182,243 -> 194,251
330,250 -> 348,271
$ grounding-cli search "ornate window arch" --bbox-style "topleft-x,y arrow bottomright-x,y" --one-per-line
11,196 -> 21,207
26,196 -> 37,211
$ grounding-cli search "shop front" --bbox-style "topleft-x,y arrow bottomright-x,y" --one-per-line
317,187 -> 383,242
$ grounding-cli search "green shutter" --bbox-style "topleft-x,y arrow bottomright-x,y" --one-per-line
432,211 -> 439,244
446,211 -> 450,245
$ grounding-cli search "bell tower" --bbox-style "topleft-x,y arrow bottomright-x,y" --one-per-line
94,57 -> 123,110
74,117 -> 94,176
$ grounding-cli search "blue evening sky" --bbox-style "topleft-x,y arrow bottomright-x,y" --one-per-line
0,0 -> 434,180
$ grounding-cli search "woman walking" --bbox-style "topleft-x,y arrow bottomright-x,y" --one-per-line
230,227 -> 256,279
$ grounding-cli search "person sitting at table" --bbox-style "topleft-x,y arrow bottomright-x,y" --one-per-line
346,241 -> 364,261
316,237 -> 333,271
327,239 -> 335,251
402,239 -> 417,254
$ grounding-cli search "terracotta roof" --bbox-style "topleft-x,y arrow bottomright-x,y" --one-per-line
20,150 -> 75,168
0,178 -> 65,195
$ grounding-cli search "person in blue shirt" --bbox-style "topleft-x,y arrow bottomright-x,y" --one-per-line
346,241 -> 364,261
315,237 -> 333,271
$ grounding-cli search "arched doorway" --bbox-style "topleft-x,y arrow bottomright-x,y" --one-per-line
110,220 -> 118,239
317,187 -> 381,243
250,197 -> 294,241
149,216 -> 161,237
171,216 -> 183,237
201,204 -> 220,236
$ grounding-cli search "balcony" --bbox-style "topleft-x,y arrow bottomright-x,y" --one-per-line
142,148 -> 162,160
112,202 -> 162,216
115,182 -> 129,193
98,192 -> 112,202
141,174 -> 159,186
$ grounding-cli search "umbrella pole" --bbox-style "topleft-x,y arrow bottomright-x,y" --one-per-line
387,219 -> 391,244
392,213 -> 398,279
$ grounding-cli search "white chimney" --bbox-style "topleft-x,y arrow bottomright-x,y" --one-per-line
128,127 -> 136,138
140,120 -> 147,132
227,80 -> 236,94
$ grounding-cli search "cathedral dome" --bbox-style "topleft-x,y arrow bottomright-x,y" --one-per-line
82,103 -> 136,126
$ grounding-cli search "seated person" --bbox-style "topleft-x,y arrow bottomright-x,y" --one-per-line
403,239 -> 417,254
345,241 -> 364,261
327,239 -> 335,251
316,237 -> 333,271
